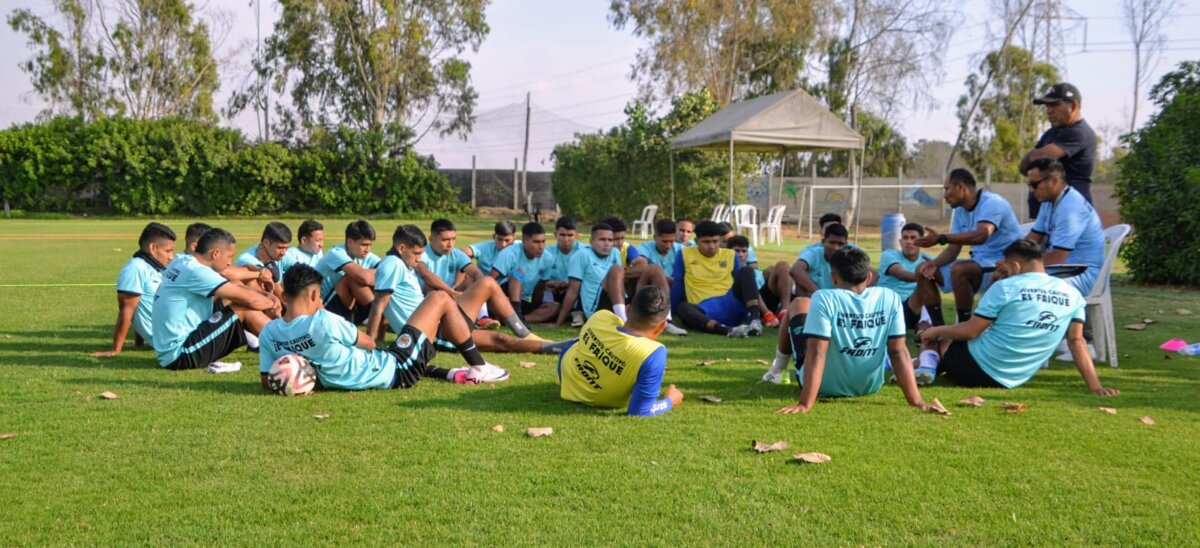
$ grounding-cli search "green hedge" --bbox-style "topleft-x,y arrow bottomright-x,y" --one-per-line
0,117 -> 465,216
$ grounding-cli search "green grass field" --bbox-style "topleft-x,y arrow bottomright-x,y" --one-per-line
1,217 -> 1198,545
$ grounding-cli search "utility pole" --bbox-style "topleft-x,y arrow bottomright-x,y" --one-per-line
521,92 -> 531,205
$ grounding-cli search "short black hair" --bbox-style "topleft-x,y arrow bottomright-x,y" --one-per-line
345,219 -> 376,241
591,222 -> 613,235
555,216 -> 578,231
185,222 -> 212,246
901,222 -> 925,236
818,213 -> 842,226
195,227 -> 236,254
948,168 -> 977,189
654,219 -> 676,235
695,220 -> 724,239
600,217 -> 627,233
494,221 -> 517,237
726,235 -> 750,249
430,219 -> 456,235
829,247 -> 871,285
1027,157 -> 1066,181
676,217 -> 694,225
393,224 -> 427,248
261,221 -> 292,244
138,222 -> 176,249
1003,239 -> 1045,262
627,285 -> 670,328
522,222 -> 545,238
717,222 -> 734,235
282,264 -> 324,299
823,223 -> 849,240
298,220 -> 323,240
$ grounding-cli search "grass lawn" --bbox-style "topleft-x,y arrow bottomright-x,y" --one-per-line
1,217 -> 1198,545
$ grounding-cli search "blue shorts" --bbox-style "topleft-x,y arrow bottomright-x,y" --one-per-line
939,259 -> 995,294
1064,268 -> 1099,297
699,293 -> 749,327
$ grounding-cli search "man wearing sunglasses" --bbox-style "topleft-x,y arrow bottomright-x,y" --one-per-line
1020,83 -> 1096,219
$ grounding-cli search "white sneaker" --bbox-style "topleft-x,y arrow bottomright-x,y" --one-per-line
727,324 -> 753,338
747,319 -> 764,336
207,361 -> 242,374
664,323 -> 688,336
1055,343 -> 1096,362
760,369 -> 785,384
466,363 -> 510,384
570,310 -> 585,328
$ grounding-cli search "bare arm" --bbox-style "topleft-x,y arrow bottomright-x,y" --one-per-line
885,263 -> 923,283
93,293 -> 140,357
887,337 -> 930,409
1042,248 -> 1070,265
789,260 -> 818,294
339,262 -> 374,285
213,282 -> 278,313
554,280 -> 582,326
366,292 -> 391,342
356,329 -> 377,351
1067,321 -> 1119,396
920,315 -> 993,345
777,338 -> 829,413
414,262 -> 459,295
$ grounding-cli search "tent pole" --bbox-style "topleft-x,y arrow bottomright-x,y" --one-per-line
669,151 -> 676,219
853,147 -> 864,244
728,139 -> 735,207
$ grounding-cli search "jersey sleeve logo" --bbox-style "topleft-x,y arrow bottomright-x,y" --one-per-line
397,333 -> 414,349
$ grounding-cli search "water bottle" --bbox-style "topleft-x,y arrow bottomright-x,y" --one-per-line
1179,343 -> 1200,356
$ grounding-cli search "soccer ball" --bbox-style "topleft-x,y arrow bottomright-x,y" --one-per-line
267,354 -> 317,396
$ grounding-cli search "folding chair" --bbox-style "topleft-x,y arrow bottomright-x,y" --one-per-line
732,204 -> 759,247
631,205 -> 658,239
760,205 -> 786,245
1087,224 -> 1132,367
711,203 -> 727,222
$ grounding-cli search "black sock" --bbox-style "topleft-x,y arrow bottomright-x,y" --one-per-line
713,323 -> 730,336
503,313 -> 531,338
457,340 -> 486,366
956,308 -> 972,323
424,365 -> 453,381
747,306 -> 762,322
928,304 -> 945,327
540,340 -> 573,354
789,314 -> 808,364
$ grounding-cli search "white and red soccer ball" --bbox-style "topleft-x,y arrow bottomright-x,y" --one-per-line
267,354 -> 316,396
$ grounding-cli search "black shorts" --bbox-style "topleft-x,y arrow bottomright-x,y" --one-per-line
940,340 -> 1003,388
384,325 -> 439,389
903,302 -> 920,332
759,286 -> 782,314
326,296 -> 371,325
596,290 -> 615,314
165,306 -> 246,370
520,300 -> 539,315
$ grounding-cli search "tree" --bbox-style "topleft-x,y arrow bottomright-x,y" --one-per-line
1122,0 -> 1180,134
609,0 -> 821,106
233,0 -> 489,146
955,46 -> 1059,183
8,0 -> 222,122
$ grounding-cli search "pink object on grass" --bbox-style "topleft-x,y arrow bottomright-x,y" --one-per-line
1159,339 -> 1189,352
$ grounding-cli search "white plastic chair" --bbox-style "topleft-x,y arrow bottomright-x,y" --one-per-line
711,203 -> 727,222
731,204 -> 759,246
760,205 -> 786,245
631,204 -> 658,239
1086,224 -> 1132,368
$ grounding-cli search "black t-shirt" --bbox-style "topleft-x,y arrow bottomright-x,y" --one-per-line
1035,118 -> 1096,193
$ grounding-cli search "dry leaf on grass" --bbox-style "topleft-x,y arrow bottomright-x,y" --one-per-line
752,440 -> 789,453
99,391 -> 119,400
492,424 -> 505,433
1124,323 -> 1148,331
518,361 -> 536,369
700,395 -> 722,404
526,427 -> 554,437
1098,407 -> 1118,415
1001,402 -> 1029,413
1142,319 -> 1156,324
959,396 -> 986,407
1177,309 -> 1193,316
313,414 -> 330,420
695,360 -> 717,367
927,398 -> 951,415
792,452 -> 831,464
3,334 -> 10,340
1139,416 -> 1156,425
755,359 -> 769,366
0,433 -> 15,440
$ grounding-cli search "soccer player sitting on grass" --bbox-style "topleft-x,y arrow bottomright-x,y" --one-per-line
670,220 -> 766,338
636,219 -> 683,285
725,235 -> 791,327
315,219 -> 381,325
259,264 -> 509,390
676,217 -> 696,247
152,228 -> 281,370
876,223 -> 938,333
235,221 -> 293,287
281,219 -> 325,270
367,225 -> 568,355
917,240 -> 1118,395
172,222 -> 212,262
777,247 -> 932,414
463,220 -> 517,279
542,216 -> 584,321
559,286 -> 683,416
490,222 -> 559,323
93,222 -> 176,357
417,219 -> 481,295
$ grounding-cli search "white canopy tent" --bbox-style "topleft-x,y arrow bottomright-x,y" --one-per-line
667,88 -> 865,227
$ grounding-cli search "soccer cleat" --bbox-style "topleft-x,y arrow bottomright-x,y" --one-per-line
760,370 -> 785,384
914,366 -> 937,386
727,324 -> 753,338
466,363 -> 510,384
747,319 -> 764,336
664,322 -> 688,336
522,332 -> 551,343
477,317 -> 501,330
570,310 -> 585,328
447,367 -> 471,384
207,361 -> 242,374
763,311 -> 780,328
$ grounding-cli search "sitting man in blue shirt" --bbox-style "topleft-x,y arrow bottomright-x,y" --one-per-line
490,222 -> 558,323
877,223 -> 937,333
235,221 -> 294,293
94,222 -> 176,357
917,239 -> 1118,395
315,220 -> 382,326
416,219 -> 482,295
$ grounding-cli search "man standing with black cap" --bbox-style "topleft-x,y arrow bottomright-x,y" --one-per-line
1020,83 -> 1097,218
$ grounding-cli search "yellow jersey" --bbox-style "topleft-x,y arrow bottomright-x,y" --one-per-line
560,311 -> 666,411
680,247 -> 735,304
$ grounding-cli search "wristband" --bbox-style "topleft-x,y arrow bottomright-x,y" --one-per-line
937,234 -> 948,246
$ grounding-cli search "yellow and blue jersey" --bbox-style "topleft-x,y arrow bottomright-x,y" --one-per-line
557,311 -> 672,416
258,309 -> 396,390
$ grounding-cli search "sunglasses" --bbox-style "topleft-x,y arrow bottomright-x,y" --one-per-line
1027,177 -> 1049,189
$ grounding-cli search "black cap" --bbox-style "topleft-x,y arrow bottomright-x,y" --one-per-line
1033,83 -> 1081,105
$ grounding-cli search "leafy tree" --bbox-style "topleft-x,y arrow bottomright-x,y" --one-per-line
232,0 -> 489,147
956,46 -> 1059,183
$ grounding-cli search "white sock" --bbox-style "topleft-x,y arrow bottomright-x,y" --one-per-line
919,307 -> 932,325
667,311 -> 673,321
919,350 -> 940,371
769,350 -> 789,374
612,304 -> 627,322
244,331 -> 259,350
478,303 -> 489,320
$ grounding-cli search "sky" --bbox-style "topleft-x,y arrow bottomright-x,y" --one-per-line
1,0 -> 1197,169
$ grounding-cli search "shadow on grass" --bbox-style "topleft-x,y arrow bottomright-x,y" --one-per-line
403,381 -> 614,416
0,347 -> 158,370
60,375 -> 266,396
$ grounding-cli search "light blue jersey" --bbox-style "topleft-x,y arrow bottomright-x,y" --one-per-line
374,253 -> 426,329
951,190 -> 1022,267
745,246 -> 766,288
234,245 -> 267,268
258,309 -> 396,390
115,256 -> 163,342
421,247 -> 471,288
877,249 -> 934,301
1031,186 -> 1105,296
543,241 -> 584,282
568,247 -> 622,317
315,245 -> 381,303
491,244 -> 549,301
280,247 -> 323,273
801,287 -> 905,397
151,258 -> 229,367
468,241 -> 504,276
636,241 -> 684,278
797,243 -> 835,291
968,272 -> 1085,388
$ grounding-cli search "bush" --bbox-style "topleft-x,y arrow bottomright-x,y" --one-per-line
1115,61 -> 1200,286
0,117 -> 465,216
